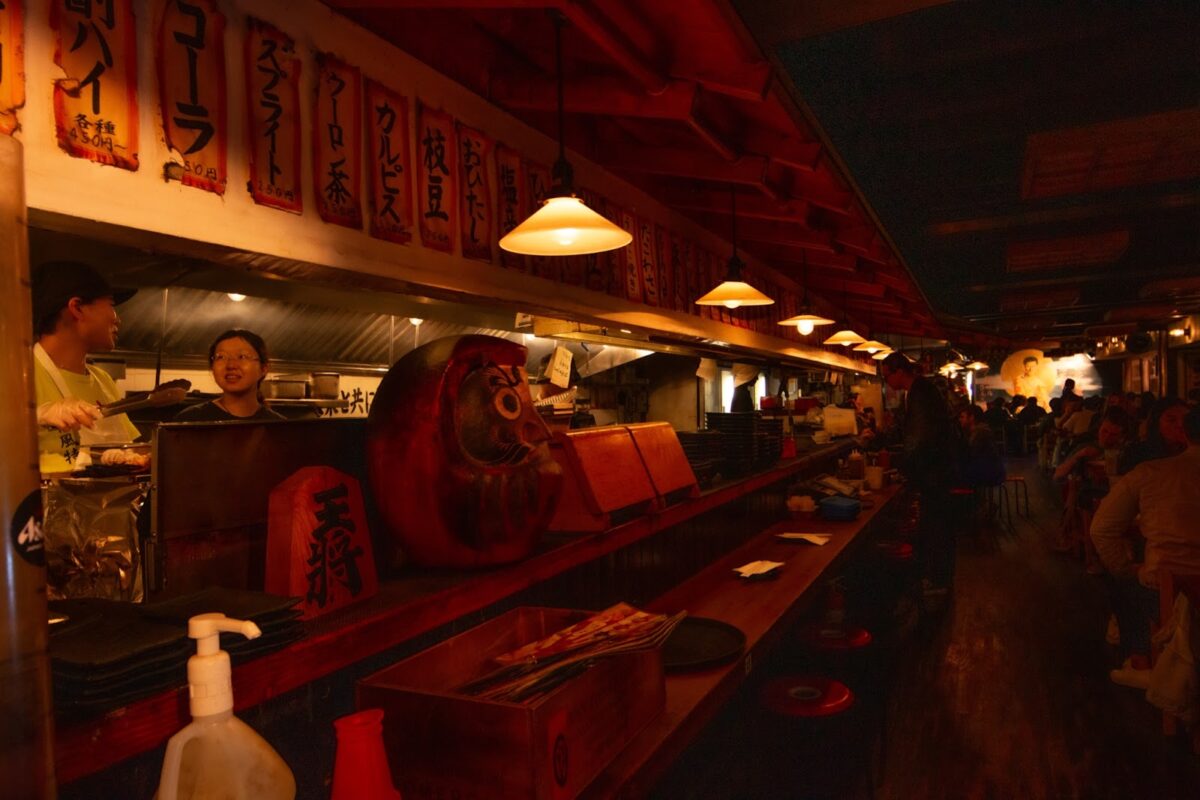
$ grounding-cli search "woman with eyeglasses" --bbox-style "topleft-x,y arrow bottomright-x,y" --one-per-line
174,329 -> 285,421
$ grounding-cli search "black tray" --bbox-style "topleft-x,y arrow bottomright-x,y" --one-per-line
661,617 -> 746,672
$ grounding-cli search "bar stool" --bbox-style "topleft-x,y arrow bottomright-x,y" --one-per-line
1006,475 -> 1030,516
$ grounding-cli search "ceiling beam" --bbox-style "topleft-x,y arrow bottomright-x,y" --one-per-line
651,185 -> 810,224
726,218 -> 836,252
733,0 -> 954,44
599,146 -> 770,189
928,192 -> 1200,235
491,75 -> 697,119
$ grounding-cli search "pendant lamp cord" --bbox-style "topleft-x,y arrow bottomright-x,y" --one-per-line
551,13 -> 573,192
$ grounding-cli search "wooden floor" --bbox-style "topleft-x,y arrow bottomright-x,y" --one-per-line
653,455 -> 1200,799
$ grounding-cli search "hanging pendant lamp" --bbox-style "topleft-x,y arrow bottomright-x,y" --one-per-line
852,306 -> 887,353
695,188 -> 775,309
499,17 -> 631,256
779,256 -> 833,334
823,281 -> 865,346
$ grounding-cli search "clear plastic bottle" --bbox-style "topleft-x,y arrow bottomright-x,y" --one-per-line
155,614 -> 296,800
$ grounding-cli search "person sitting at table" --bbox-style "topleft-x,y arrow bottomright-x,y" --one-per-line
1017,395 -> 1046,425
1090,407 -> 1200,688
175,329 -> 285,421
958,404 -> 1005,487
1122,396 -> 1188,471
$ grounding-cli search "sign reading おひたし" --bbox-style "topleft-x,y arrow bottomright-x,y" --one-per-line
0,0 -> 24,136
364,77 -> 413,244
313,52 -> 362,229
51,0 -> 139,170
245,17 -> 301,212
457,121 -> 494,262
156,0 -> 226,194
416,101 -> 456,252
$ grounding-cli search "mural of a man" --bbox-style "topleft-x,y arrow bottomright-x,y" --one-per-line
1001,349 -> 1054,410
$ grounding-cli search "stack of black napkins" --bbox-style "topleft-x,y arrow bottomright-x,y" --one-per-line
142,586 -> 304,665
49,588 -> 302,718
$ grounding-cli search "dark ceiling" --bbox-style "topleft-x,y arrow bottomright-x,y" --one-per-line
324,0 -> 1199,353
741,0 -> 1200,349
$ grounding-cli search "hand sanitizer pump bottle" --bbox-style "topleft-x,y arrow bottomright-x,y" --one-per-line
156,614 -> 297,800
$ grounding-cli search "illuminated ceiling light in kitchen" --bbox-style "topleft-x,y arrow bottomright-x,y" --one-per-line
778,256 -> 834,335
695,188 -> 775,310
408,317 -> 424,327
853,340 -> 888,354
227,293 -> 246,302
1168,325 -> 1189,337
966,360 -> 990,370
871,348 -> 893,360
498,16 -> 630,257
822,282 -> 864,346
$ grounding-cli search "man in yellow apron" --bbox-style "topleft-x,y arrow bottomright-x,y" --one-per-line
32,261 -> 140,473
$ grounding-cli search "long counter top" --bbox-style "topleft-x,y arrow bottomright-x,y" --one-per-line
582,483 -> 903,798
56,440 -> 857,785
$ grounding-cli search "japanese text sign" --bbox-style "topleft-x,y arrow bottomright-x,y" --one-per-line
156,0 -> 226,194
495,143 -> 526,270
364,77 -> 413,244
314,52 -> 362,228
619,209 -> 643,303
416,101 -> 456,252
549,345 -> 572,389
525,160 -> 557,280
637,217 -> 661,306
0,0 -> 24,136
245,17 -> 301,212
457,121 -> 494,262
51,0 -> 139,170
266,466 -> 378,620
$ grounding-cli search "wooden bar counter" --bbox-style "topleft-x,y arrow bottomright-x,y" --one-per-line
56,441 -> 859,785
582,483 -> 903,799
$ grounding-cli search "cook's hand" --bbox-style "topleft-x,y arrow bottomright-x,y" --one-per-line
37,399 -> 103,432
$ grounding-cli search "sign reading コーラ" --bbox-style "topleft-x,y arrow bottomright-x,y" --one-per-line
157,0 -> 227,193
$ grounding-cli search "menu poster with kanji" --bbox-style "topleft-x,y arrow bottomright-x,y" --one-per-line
364,78 -> 413,244
698,247 -> 716,321
619,210 -> 643,303
51,0 -> 139,170
494,143 -> 526,270
525,160 -> 557,281
156,0 -> 226,194
245,18 -> 301,212
0,0 -> 24,136
637,217 -> 661,306
416,101 -> 456,252
670,232 -> 688,312
656,225 -> 674,311
602,198 -> 625,298
457,121 -> 494,262
313,52 -> 362,229
580,188 -> 607,292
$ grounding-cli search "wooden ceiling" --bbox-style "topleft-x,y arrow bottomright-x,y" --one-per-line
742,0 -> 1199,349
323,0 -> 1198,352
321,0 -> 951,346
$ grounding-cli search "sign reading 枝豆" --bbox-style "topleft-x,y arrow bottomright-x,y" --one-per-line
51,0 -> 139,170
245,17 -> 300,212
0,1 -> 25,136
156,0 -> 226,194
314,52 -> 362,229
495,143 -> 526,270
364,77 -> 413,244
457,121 -> 494,262
416,101 -> 456,252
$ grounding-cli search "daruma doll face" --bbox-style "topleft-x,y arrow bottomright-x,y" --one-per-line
367,335 -> 562,568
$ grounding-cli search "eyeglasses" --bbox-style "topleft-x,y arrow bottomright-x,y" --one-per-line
211,353 -> 261,363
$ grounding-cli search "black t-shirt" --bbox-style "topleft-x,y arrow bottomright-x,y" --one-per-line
174,400 -> 285,422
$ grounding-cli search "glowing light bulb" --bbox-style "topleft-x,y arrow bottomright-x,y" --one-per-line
409,317 -> 424,327
797,320 -> 815,336
724,300 -> 742,309
227,293 -> 246,302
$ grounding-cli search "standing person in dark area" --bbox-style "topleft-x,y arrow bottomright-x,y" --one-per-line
730,364 -> 758,412
175,330 -> 285,422
1058,377 -> 1082,404
880,352 -> 962,604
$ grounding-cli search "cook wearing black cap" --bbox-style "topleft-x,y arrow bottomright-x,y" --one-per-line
32,261 -> 140,473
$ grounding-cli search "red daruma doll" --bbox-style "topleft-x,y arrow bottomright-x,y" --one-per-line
367,335 -> 563,567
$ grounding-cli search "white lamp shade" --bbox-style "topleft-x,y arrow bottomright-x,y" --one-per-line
694,280 -> 775,309
966,360 -> 989,370
823,328 -> 866,346
499,195 -> 632,256
853,339 -> 888,353
778,314 -> 834,337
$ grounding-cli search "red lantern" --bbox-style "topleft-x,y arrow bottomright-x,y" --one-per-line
367,336 -> 563,567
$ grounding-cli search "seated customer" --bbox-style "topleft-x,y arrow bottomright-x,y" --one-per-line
983,397 -> 1012,429
175,329 -> 285,421
1090,408 -> 1200,687
1122,396 -> 1189,470
1016,395 -> 1046,425
958,405 -> 1005,487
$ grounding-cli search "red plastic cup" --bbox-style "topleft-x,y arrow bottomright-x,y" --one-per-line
332,709 -> 402,800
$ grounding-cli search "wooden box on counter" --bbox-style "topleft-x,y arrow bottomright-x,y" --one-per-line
548,427 -> 658,532
357,606 -> 665,800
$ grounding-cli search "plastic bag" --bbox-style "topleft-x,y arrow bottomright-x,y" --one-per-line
42,476 -> 147,602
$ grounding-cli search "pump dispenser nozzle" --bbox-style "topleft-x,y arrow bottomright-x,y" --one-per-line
186,613 -> 262,717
